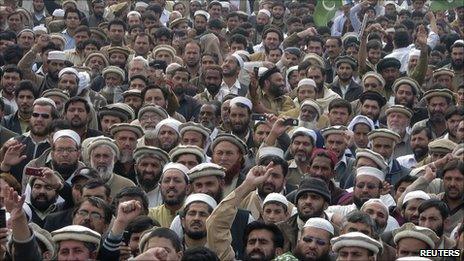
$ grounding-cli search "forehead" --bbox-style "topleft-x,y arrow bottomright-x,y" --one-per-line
146,237 -> 176,250
248,229 -> 274,239
54,137 -> 77,146
186,202 -> 210,212
33,104 -> 52,113
214,141 -> 239,152
159,125 -> 176,132
301,226 -> 330,238
114,130 -> 138,138
59,240 -> 87,249
91,145 -> 113,154
355,175 -> 379,184
371,137 -> 394,144
364,203 -> 386,214
162,170 -> 184,179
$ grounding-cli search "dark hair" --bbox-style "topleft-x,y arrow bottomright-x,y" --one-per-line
342,210 -> 377,238
172,67 -> 191,81
143,227 -> 182,252
141,84 -> 168,101
126,216 -> 157,236
154,27 -> 173,40
135,32 -> 154,46
202,52 -> 219,64
3,44 -> 23,65
301,15 -> 314,26
81,39 -> 101,50
258,155 -> 289,178
64,7 -> 81,20
394,175 -> 417,192
244,221 -> 284,250
202,101 -> 221,118
113,186 -> 149,215
229,34 -> 247,49
208,19 -> 224,30
398,9 -> 411,17
307,64 -> 326,77
366,39 -> 383,51
326,36 -> 342,47
442,159 -> 464,178
309,150 -> 335,170
0,30 -> 16,42
64,96 -> 90,113
0,98 -> 4,112
2,64 -> 22,79
15,80 -> 37,98
181,247 -> 220,261
81,180 -> 111,198
328,98 -> 352,115
75,25 -> 91,37
445,106 -> 464,120
262,27 -> 283,42
49,119 -> 72,133
74,196 -> 113,224
146,4 -> 163,15
108,19 -> 127,31
307,35 -> 324,48
411,125 -> 433,140
418,199 -> 450,220
393,30 -> 411,48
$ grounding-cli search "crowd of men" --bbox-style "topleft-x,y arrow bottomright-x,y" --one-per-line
0,0 -> 462,260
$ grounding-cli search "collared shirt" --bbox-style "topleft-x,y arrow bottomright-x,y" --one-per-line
393,132 -> 412,158
0,90 -> 17,114
33,9 -> 46,22
61,29 -> 75,50
146,186 -> 163,208
286,159 -> 305,187
259,91 -> 295,115
384,46 -> 412,73
396,154 -> 417,169
217,79 -> 241,102
148,204 -> 178,228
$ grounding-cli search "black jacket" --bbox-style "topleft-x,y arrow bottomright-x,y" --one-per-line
1,112 -> 23,134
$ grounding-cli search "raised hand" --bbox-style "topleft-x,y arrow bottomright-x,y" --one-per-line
1,143 -> 26,170
271,117 -> 291,137
380,181 -> 393,195
134,247 -> 169,261
424,165 -> 437,182
116,200 -> 143,225
37,168 -> 63,190
245,161 -> 275,188
1,186 -> 25,222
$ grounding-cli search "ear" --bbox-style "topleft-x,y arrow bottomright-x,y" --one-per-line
90,251 -> 98,259
176,251 -> 183,261
275,247 -> 283,256
185,184 -> 192,195
42,250 -> 52,260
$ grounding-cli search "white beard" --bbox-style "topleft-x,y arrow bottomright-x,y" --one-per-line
120,150 -> 133,163
298,119 -> 318,130
91,161 -> 115,182
144,129 -> 157,140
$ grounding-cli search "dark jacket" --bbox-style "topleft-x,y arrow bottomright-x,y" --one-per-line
1,112 -> 23,134
0,125 -> 17,147
330,80 -> 363,102
114,160 -> 137,184
177,94 -> 202,121
386,159 -> 410,186
43,208 -> 74,232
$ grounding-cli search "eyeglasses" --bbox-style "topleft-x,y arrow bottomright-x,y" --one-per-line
76,210 -> 103,220
355,183 -> 378,190
54,148 -> 78,153
301,236 -> 328,246
32,112 -> 50,119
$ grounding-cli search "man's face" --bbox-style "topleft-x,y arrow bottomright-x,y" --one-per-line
157,125 -> 179,152
208,4 -> 222,20
1,71 -> 20,95
139,111 -> 162,131
191,176 -> 223,202
419,207 -> 444,237
183,43 -> 201,67
181,202 -> 210,240
337,63 -> 353,82
325,39 -> 341,59
229,105 -> 250,135
435,75 -> 453,89
363,204 -> 388,233
457,121 -> 464,143
199,104 -> 219,130
31,179 -> 57,211
90,146 -> 115,182
309,156 -> 333,183
181,130 -> 204,148
371,137 -> 394,161
381,67 -> 400,84
328,107 -> 350,126
87,56 -> 106,73
395,84 -> 414,107
18,32 -> 34,49
307,68 -> 324,91
367,48 -> 381,65
451,46 -> 464,70
258,165 -> 285,197
48,60 -> 66,80
443,169 -> 464,201
297,192 -> 326,221
353,123 -> 370,148
58,73 -> 78,96
264,32 -> 280,49
307,41 -> 323,56
33,0 -> 44,11
136,156 -> 163,191
133,36 -> 150,56
128,15 -> 141,27
160,170 -> 188,206
65,12 -> 80,29
447,114 -> 463,138
290,135 -> 313,163
30,105 -> 53,136
109,24 -> 125,44
294,227 -> 331,261
266,49 -> 282,63
72,201 -> 107,234
194,15 -> 207,34
410,130 -> 429,160
256,13 -> 270,28
244,229 -> 280,261
201,55 -> 216,68
7,13 -> 21,31
360,100 -> 381,122
253,123 -> 271,148
52,137 -> 79,167
353,176 -> 380,208
114,130 -> 138,163
129,78 -> 146,91
93,2 -> 104,16
325,134 -> 347,159
262,203 -> 287,224
74,31 -> 89,45
58,240 -> 95,261
100,115 -> 122,135
212,141 -> 241,171
363,77 -> 383,93
65,102 -> 88,129
16,90 -> 34,115
144,89 -> 166,108
396,238 -> 429,257
338,246 -> 373,261
105,73 -> 123,88
297,86 -> 316,103
341,221 -> 373,237
109,53 -> 127,68
266,73 -> 285,98
145,237 -> 181,261
428,96 -> 448,120
176,154 -> 199,169
82,186 -> 109,202
227,15 -> 239,31
387,112 -> 409,135
394,181 -> 413,202
204,69 -> 222,94
402,198 -> 423,225
171,71 -> 189,96
221,56 -> 239,77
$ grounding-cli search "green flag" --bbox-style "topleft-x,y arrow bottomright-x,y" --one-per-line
314,0 -> 343,26
430,0 -> 463,11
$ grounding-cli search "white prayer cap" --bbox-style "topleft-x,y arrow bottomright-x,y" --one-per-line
127,11 -> 141,18
331,232 -> 382,255
48,51 -> 66,61
385,27 -> 395,33
356,166 -> 385,181
304,217 -> 335,235
297,78 -> 316,89
231,53 -> 244,68
33,97 -> 57,109
454,39 -> 464,45
52,9 -> 65,18
220,2 -> 230,9
347,115 -> 375,132
53,129 -> 81,146
258,146 -> 284,160
258,9 -> 271,17
154,118 -> 182,137
194,10 -> 210,21
258,67 -> 268,78
230,96 -> 252,110
184,193 -> 217,210
162,162 -> 189,180
33,24 -> 47,34
291,127 -> 317,144
361,198 -> 388,215
263,193 -> 289,209
58,67 -> 79,79
78,71 -> 90,94
403,190 -> 431,204
135,2 -> 149,8
409,49 -> 421,59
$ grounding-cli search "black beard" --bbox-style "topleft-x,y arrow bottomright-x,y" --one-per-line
269,84 -> 284,97
413,147 -> 428,161
294,247 -> 331,261
160,142 -> 177,153
136,170 -> 161,192
256,24 -> 265,32
162,190 -> 187,206
31,195 -> 55,211
31,126 -> 48,137
452,59 -> 464,70
52,162 -> 78,180
297,207 -> 324,222
195,27 -> 206,35
435,224 -> 444,237
185,228 -> 206,240
394,97 -> 414,108
231,123 -> 248,136
243,250 -> 275,261
430,112 -> 445,123
206,84 -> 220,95
353,195 -> 368,209
316,82 -> 324,92
173,86 -> 185,96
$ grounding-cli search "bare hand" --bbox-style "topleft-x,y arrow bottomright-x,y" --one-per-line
119,243 -> 132,261
116,200 -> 142,225
1,143 -> 26,168
426,11 -> 435,21
271,117 -> 291,137
245,161 -> 274,187
1,186 -> 25,221
380,181 -> 393,195
424,165 -> 437,182
134,247 -> 169,261
37,168 -> 63,190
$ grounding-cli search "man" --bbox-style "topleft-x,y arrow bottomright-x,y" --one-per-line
100,66 -> 125,104
99,103 -> 135,135
324,37 -> 343,84
132,33 -> 151,58
444,41 -> 464,90
110,123 -> 143,184
170,145 -> 205,169
148,163 -> 189,228
262,193 -> 291,225
135,227 -> 183,260
61,8 -> 81,50
217,54 -> 248,101
286,127 -> 316,186
307,65 -> 340,113
25,175 -> 60,227
193,10 -> 209,36
252,66 -> 295,115
359,91 -> 386,128
444,106 -> 464,143
397,126 -> 432,169
399,190 -> 431,226
0,65 -> 22,115
194,65 -> 223,103
154,118 -> 182,153
183,41 -> 201,78
330,56 -> 362,102
348,115 -> 375,151
331,232 -> 382,261
418,199 -> 455,249
170,67 -> 201,121
42,88 -> 70,115
64,97 -> 103,140
87,0 -> 106,27
227,97 -> 254,147
180,193 -> 217,249
386,105 -> 413,158
433,68 -> 455,91
276,218 -> 334,261
392,77 -> 426,126
376,57 -> 401,99
1,80 -> 36,134
101,20 -> 126,53
87,136 -> 136,198
413,89 -> 454,139
198,102 -> 221,136
278,177 -> 332,252
328,99 -> 352,126
321,126 -> 354,189
368,129 -> 409,186
107,46 -> 130,69
137,105 -> 169,146
179,122 -> 210,150
0,98 -> 56,183
360,199 -> 391,235
133,146 -> 169,208
392,223 -> 439,258
122,90 -> 143,115
52,225 -> 102,260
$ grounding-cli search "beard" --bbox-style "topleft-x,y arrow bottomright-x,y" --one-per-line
389,126 -> 405,136
173,86 -> 185,96
316,82 -> 324,92
394,97 -> 414,108
162,189 -> 187,206
31,125 -> 48,137
294,246 -> 331,261
144,129 -> 157,140
298,206 -> 324,222
136,170 -> 161,192
243,249 -> 275,261
452,59 -> 464,70
413,147 -> 428,161
52,161 -> 78,180
120,150 -> 134,163
92,162 -> 114,182
231,121 -> 248,135
256,24 -> 265,32
160,140 -> 177,153
206,83 -> 220,95
70,117 -> 87,129
185,222 -> 207,239
258,182 -> 282,199
31,194 -> 55,211
430,112 -> 445,123
435,224 -> 444,237
299,119 -> 318,129
195,26 -> 206,34
269,83 -> 285,97
353,195 -> 370,209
